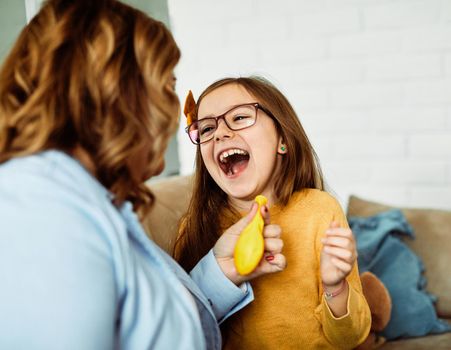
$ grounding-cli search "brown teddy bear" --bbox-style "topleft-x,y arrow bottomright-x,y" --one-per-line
356,272 -> 392,350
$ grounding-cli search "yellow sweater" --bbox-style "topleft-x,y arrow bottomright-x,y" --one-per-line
222,189 -> 371,350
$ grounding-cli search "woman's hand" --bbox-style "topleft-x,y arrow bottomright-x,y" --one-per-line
213,203 -> 286,286
320,221 -> 357,288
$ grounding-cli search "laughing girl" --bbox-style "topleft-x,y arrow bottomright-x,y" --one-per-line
174,77 -> 371,349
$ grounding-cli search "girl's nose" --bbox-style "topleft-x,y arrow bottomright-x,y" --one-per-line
214,119 -> 234,142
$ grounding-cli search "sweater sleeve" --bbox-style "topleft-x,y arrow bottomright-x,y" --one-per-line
315,197 -> 371,349
191,249 -> 254,323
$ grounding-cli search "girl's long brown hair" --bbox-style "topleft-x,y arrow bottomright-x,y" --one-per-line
174,77 -> 324,271
0,0 -> 180,215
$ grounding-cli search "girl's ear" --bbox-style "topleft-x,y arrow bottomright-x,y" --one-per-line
277,138 -> 287,155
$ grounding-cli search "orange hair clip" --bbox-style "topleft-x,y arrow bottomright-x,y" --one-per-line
183,90 -> 196,125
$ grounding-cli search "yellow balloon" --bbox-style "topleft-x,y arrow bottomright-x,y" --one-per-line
234,195 -> 268,275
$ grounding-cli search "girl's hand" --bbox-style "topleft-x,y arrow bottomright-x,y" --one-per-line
320,222 -> 357,288
213,203 -> 286,286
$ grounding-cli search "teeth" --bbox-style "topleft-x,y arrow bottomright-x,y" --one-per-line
219,149 -> 248,163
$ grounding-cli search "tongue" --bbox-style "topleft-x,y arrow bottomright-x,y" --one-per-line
230,159 -> 248,175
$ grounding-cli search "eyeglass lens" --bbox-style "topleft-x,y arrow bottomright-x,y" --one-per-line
188,104 -> 257,144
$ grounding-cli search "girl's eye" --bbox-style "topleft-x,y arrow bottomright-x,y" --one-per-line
200,126 -> 215,135
233,115 -> 250,122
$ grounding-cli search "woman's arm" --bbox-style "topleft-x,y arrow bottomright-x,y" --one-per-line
190,249 -> 254,323
0,198 -> 117,350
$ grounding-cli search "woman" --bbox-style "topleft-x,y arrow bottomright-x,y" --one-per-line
0,1 -> 285,349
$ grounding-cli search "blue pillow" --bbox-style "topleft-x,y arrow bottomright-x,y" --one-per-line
349,209 -> 451,339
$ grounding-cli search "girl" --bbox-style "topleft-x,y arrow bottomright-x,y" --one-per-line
174,77 -> 371,349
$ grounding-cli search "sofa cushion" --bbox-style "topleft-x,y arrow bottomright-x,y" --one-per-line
380,328 -> 451,349
347,196 -> 451,317
143,175 -> 193,254
349,209 -> 451,339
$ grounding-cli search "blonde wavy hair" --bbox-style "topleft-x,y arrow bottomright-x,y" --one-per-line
0,0 -> 180,214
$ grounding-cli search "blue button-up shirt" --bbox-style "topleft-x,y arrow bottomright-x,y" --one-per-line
0,150 -> 253,349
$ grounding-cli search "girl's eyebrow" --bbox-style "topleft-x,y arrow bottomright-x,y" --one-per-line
198,102 -> 256,120
197,113 -> 215,120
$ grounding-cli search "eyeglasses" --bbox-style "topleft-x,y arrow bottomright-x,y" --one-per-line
185,103 -> 273,145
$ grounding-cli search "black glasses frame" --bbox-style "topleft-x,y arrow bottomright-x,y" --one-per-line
185,102 -> 274,145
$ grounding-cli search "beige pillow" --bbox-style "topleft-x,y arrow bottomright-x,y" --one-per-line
142,175 -> 193,254
347,195 -> 451,317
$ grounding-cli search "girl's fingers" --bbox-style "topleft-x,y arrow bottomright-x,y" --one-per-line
262,253 -> 286,272
264,237 -> 283,254
261,204 -> 270,225
263,224 -> 281,238
228,203 -> 258,237
323,246 -> 355,262
326,227 -> 353,238
322,236 -> 353,250
330,257 -> 353,274
329,221 -> 340,229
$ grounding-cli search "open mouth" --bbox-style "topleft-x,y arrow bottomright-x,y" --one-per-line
218,148 -> 249,177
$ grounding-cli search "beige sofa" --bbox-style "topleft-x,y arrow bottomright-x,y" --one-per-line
143,175 -> 451,349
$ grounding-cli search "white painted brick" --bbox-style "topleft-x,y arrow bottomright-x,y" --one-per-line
169,6 -> 239,42
327,0 -> 402,9
287,87 -> 329,111
194,45 -> 260,71
404,80 -> 451,105
326,185 -> 350,211
227,15 -> 289,43
308,135 -> 335,161
366,54 -> 441,81
322,162 -> 371,185
185,45 -> 286,80
237,67 -> 295,90
176,124 -> 196,175
445,53 -> 451,76
257,0 -> 328,15
370,162 -> 447,185
409,187 -> 451,210
170,0 -> 255,21
330,83 -> 404,108
325,0 -> 363,9
301,110 -> 368,134
292,9 -> 361,35
259,37 -> 328,64
402,24 -> 451,51
169,0 -> 451,209
409,134 -> 451,157
292,113 -> 317,136
329,31 -> 402,57
167,0 -> 193,19
369,107 -> 447,131
172,22 -> 228,50
341,185 -> 410,208
249,66 -> 295,87
333,134 -> 406,159
363,0 -> 440,29
174,74 -> 219,104
292,59 -> 364,85
442,0 -> 451,22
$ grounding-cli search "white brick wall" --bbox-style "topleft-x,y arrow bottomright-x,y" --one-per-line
168,0 -> 451,210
